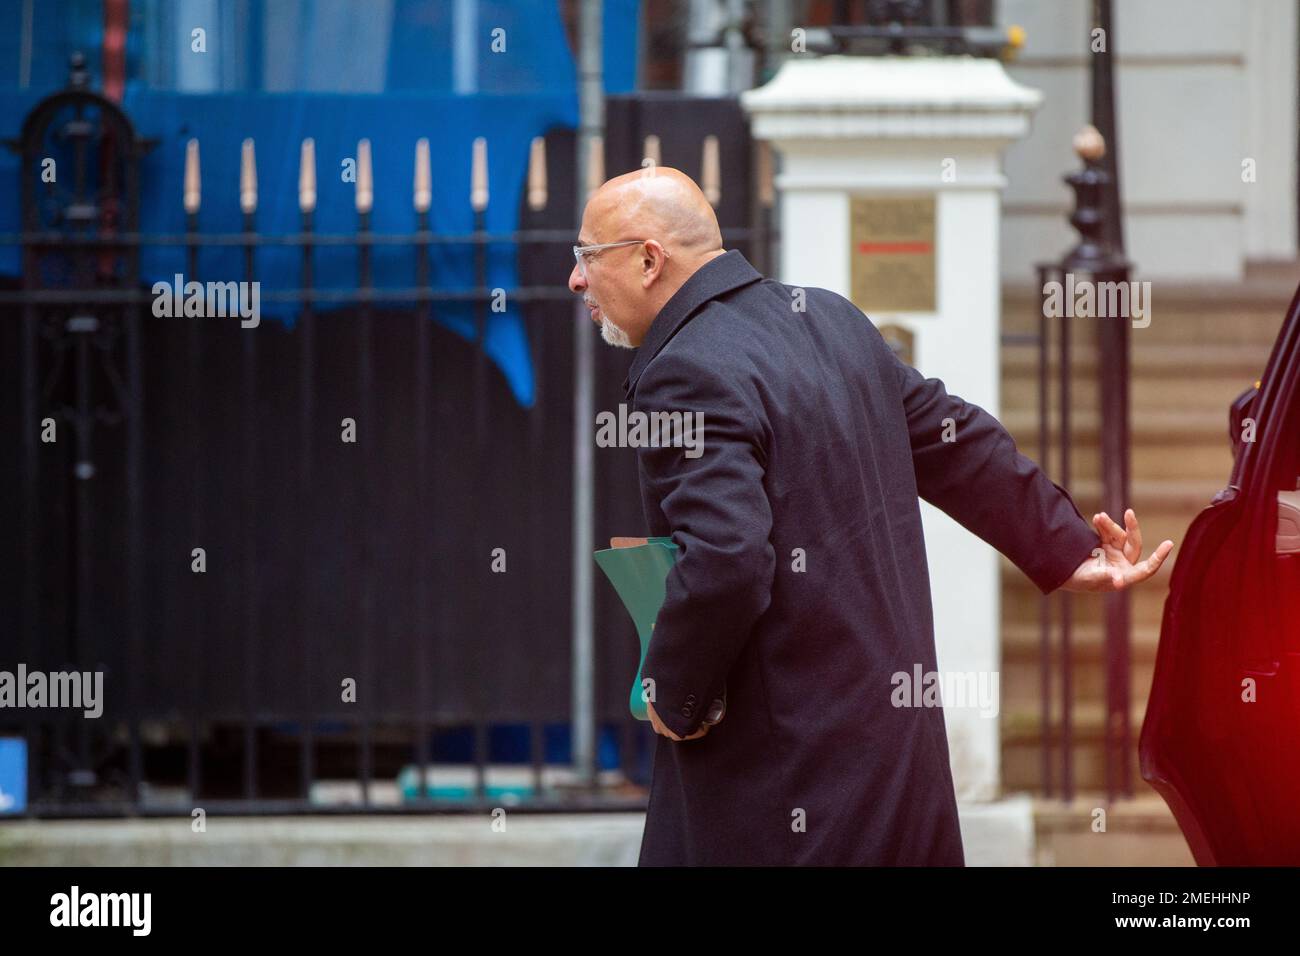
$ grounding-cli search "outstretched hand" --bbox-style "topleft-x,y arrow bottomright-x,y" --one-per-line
1060,508 -> 1174,593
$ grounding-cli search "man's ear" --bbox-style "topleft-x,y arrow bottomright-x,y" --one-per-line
641,240 -> 668,289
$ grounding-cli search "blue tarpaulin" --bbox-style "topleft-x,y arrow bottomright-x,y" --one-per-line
0,0 -> 641,406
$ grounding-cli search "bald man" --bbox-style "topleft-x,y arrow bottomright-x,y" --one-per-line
570,167 -> 1173,866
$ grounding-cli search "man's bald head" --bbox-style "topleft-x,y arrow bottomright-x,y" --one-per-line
568,167 -> 727,349
585,167 -> 723,255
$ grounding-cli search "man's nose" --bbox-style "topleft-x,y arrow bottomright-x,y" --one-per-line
568,261 -> 586,295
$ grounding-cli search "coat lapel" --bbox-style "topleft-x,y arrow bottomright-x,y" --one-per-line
622,249 -> 763,398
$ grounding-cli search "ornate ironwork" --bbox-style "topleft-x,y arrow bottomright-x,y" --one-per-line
6,52 -> 155,802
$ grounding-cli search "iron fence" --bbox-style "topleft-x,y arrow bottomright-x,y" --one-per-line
0,60 -> 775,817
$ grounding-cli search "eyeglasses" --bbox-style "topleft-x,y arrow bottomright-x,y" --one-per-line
572,239 -> 668,279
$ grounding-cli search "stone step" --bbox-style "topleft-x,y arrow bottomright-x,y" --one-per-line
999,622 -> 1160,708
1000,318 -> 1282,352
1001,621 -> 1163,652
1002,342 -> 1273,376
997,435 -> 1233,483
1001,564 -> 1174,630
1001,369 -> 1263,421
1002,701 -> 1146,741
1001,407 -> 1238,439
1002,701 -> 1148,794
1030,793 -> 1195,866
1023,476 -> 1222,511
1000,664 -> 1156,714
992,284 -> 1284,811
1002,292 -> 1289,347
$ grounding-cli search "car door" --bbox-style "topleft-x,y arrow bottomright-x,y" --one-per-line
1140,280 -> 1300,865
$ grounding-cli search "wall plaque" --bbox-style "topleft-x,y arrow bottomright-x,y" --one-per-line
850,196 -> 936,314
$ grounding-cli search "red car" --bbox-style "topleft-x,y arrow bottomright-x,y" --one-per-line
1141,282 -> 1300,865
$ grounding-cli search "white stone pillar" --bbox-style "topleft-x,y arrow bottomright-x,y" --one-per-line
742,56 -> 1043,802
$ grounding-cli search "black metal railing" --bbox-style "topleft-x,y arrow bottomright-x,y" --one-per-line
0,59 -> 776,817
1011,0 -> 1133,804
815,0 -> 1006,57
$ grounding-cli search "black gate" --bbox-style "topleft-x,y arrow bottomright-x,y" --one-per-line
0,58 -> 773,816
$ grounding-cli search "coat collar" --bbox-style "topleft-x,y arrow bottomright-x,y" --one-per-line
622,249 -> 764,397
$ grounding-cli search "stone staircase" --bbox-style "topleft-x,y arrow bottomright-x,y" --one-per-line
995,267 -> 1295,861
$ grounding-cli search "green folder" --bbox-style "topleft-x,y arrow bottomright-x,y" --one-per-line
593,537 -> 678,721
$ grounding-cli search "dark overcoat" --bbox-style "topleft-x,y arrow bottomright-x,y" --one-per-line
626,249 -> 1101,866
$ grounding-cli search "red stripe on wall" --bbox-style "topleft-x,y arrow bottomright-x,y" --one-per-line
857,242 -> 933,255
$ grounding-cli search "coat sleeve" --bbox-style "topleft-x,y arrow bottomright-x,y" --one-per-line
883,338 -> 1102,595
632,350 -> 775,739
